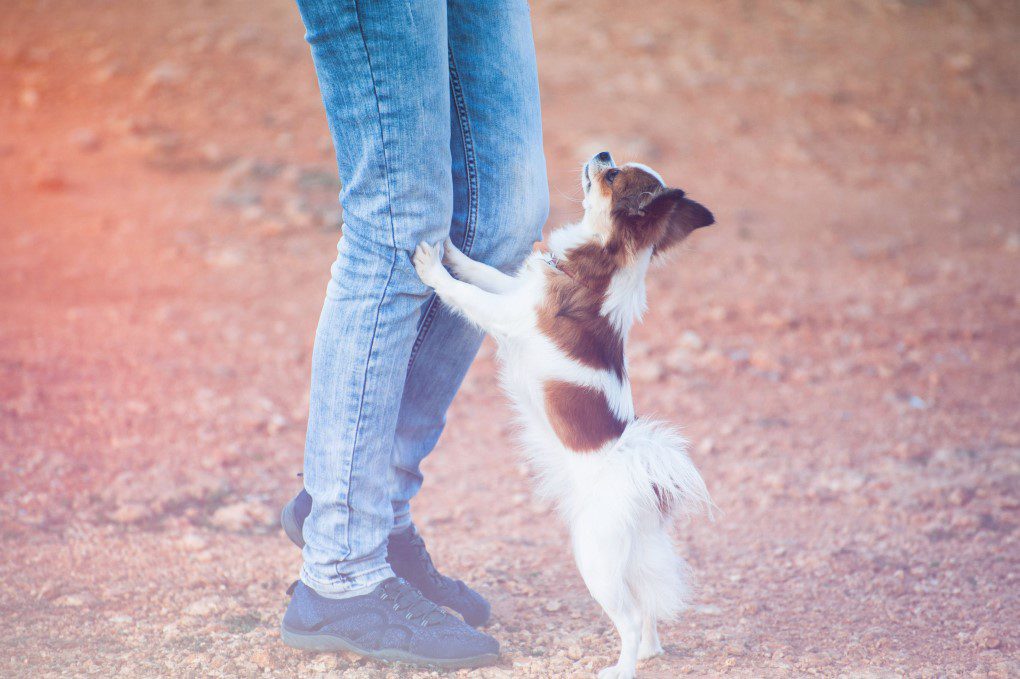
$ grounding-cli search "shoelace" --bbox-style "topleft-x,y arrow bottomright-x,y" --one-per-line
379,579 -> 447,626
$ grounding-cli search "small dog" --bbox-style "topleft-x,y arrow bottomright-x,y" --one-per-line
414,151 -> 714,679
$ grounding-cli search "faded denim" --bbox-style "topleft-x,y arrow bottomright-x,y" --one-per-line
293,0 -> 548,594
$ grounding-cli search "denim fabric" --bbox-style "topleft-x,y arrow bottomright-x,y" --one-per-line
293,0 -> 548,594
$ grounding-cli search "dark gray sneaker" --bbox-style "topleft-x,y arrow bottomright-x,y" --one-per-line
281,489 -> 491,627
281,577 -> 499,669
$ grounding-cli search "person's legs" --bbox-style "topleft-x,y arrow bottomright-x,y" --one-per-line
389,0 -> 549,532
294,0 -> 455,596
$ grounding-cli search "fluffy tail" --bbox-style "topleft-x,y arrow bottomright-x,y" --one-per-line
566,418 -> 712,621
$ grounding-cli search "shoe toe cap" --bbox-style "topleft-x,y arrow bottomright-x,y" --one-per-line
453,582 -> 491,627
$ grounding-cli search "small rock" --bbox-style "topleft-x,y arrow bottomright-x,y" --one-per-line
544,600 -> 562,613
54,593 -> 96,608
313,655 -> 339,671
69,128 -> 101,152
283,197 -> 315,228
975,626 -> 1001,649
19,88 -> 39,109
566,646 -> 583,660
141,61 -> 185,94
1004,233 -> 1020,253
947,487 -> 973,507
250,648 -> 274,669
339,650 -> 362,664
749,349 -> 781,372
205,249 -> 246,269
180,533 -> 208,552
908,395 -> 928,410
200,143 -> 224,165
184,596 -> 221,616
728,348 -> 750,366
630,361 -> 666,383
110,503 -> 151,524
210,501 -> 273,531
92,62 -> 124,83
32,166 -> 67,191
945,52 -> 974,74
678,330 -> 705,351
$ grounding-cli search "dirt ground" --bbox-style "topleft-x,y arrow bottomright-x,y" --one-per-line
2,0 -> 1019,677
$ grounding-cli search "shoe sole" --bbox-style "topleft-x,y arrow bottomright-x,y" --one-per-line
280,624 -> 499,669
280,500 -> 305,548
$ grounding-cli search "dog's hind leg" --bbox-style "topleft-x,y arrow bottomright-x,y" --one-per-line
638,615 -> 663,660
572,516 -> 642,679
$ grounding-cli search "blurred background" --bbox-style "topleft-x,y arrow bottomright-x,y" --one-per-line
1,0 -> 1018,676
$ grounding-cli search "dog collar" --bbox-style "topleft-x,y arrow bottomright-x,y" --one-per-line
535,241 -> 576,281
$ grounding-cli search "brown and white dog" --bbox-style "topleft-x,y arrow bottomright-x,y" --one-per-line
413,151 -> 714,679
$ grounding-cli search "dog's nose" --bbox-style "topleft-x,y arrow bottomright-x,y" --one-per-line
595,151 -> 611,163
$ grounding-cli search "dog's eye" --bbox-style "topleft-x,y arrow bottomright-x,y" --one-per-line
605,169 -> 620,185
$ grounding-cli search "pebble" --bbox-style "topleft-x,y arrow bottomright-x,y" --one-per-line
698,437 -> 716,455
141,61 -> 185,94
180,533 -> 208,552
183,596 -> 222,616
210,501 -> 274,530
32,166 -> 67,191
69,128 -> 101,152
250,648 -> 274,669
19,87 -> 39,109
974,626 -> 1001,649
678,330 -> 705,351
945,52 -> 975,74
630,361 -> 666,383
544,600 -> 562,613
1004,233 -> 1020,252
110,503 -> 151,524
54,593 -> 97,608
908,395 -> 928,410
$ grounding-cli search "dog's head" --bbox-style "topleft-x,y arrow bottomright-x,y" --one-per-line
581,151 -> 714,257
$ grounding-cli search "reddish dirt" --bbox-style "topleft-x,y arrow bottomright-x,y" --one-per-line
2,1 -> 1018,677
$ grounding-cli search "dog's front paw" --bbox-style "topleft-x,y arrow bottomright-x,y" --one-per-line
441,237 -> 463,265
598,665 -> 636,679
413,240 -> 445,287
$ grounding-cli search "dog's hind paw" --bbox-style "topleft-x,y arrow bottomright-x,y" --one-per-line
637,642 -> 664,660
598,665 -> 636,679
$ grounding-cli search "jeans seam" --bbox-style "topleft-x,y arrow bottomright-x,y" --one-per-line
447,45 -> 479,256
406,45 -> 478,371
341,0 -> 401,560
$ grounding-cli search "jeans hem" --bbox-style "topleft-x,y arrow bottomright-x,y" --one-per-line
390,512 -> 413,536
300,562 -> 394,596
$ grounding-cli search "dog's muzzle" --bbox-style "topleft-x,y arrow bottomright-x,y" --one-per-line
583,150 -> 615,195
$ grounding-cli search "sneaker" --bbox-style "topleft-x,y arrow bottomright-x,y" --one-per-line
281,577 -> 499,669
281,489 -> 491,627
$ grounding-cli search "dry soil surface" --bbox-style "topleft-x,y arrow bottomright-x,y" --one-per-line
2,1 -> 1019,677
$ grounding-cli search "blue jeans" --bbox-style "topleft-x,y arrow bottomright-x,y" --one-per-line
293,0 -> 548,594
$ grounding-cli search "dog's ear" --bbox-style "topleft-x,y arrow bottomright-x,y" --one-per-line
642,188 -> 714,254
